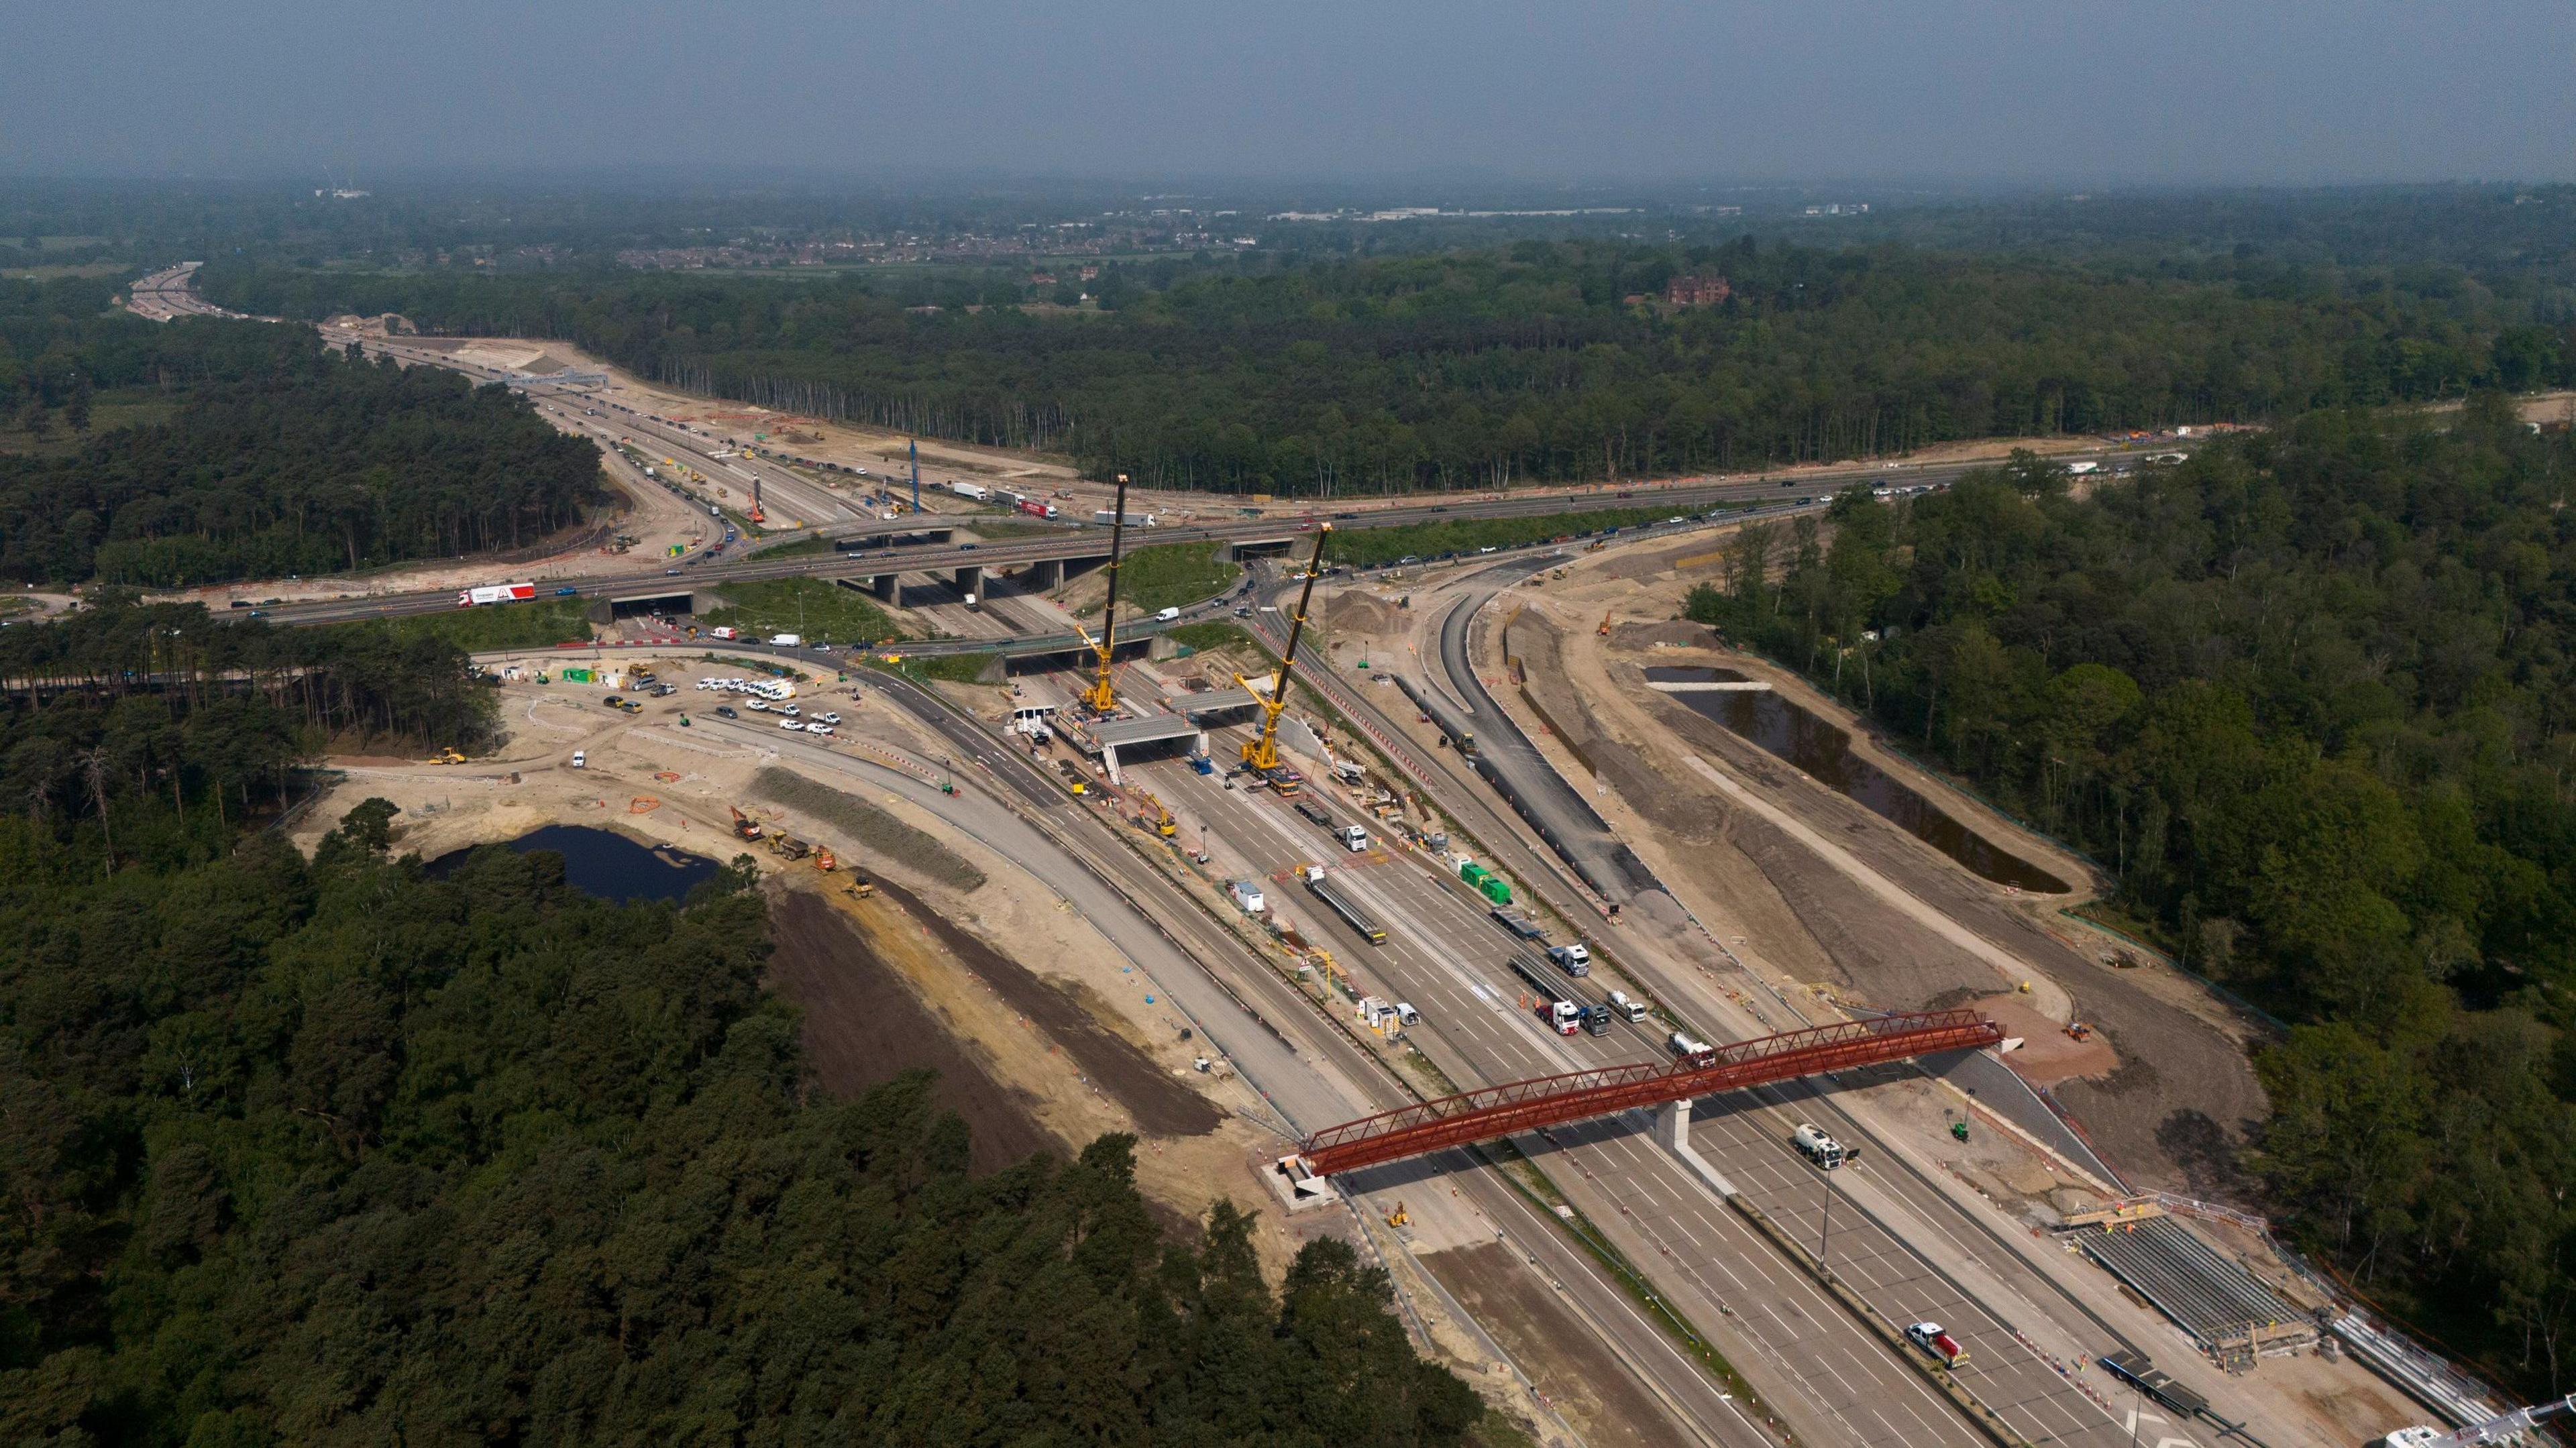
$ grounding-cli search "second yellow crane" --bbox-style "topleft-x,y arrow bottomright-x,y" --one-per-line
1234,525 -> 1331,785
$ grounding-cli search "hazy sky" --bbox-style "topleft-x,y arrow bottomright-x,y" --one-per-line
9,1 -> 2573,184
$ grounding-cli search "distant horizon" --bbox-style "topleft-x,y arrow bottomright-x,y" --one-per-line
12,1 -> 2571,186
3,172 -> 2567,202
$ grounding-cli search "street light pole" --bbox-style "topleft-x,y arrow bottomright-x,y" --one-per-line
1818,1166 -> 1833,1274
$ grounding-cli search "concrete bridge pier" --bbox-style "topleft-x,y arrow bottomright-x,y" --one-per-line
1024,557 -> 1065,591
836,575 -> 905,607
953,564 -> 983,601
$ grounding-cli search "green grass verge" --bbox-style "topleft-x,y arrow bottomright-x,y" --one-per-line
1089,542 -> 1240,616
961,518 -> 1069,541
904,653 -> 999,684
320,597 -> 594,651
749,766 -> 984,891
705,577 -> 901,645
1332,505 -> 1720,569
745,533 -> 837,560
1164,620 -> 1257,653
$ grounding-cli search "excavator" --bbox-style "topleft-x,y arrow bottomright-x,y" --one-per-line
1133,791 -> 1178,838
1233,526 -> 1330,794
730,806 -> 763,842
1079,473 -> 1134,714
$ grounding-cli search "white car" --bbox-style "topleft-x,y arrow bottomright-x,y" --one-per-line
780,718 -> 804,731
782,704 -> 800,716
747,700 -> 769,712
818,711 -> 841,725
805,723 -> 833,736
694,679 -> 712,690
570,750 -> 585,769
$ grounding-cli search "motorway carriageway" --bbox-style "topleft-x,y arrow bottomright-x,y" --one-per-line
1136,736 -> 2168,1448
706,688 -> 1782,1448
252,457 -> 2069,629
1139,748 -> 1986,1447
1230,573 -> 2222,1445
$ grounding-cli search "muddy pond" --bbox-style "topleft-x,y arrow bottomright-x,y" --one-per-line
1643,665 -> 2070,893
428,824 -> 719,903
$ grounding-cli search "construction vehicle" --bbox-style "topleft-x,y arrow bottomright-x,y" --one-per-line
2065,1021 -> 2094,1042
770,834 -> 810,862
1136,792 -> 1177,837
1080,474 -> 1134,713
421,748 -> 466,766
844,875 -> 875,900
1597,612 -> 1613,636
730,807 -> 764,842
1055,759 -> 1089,795
814,848 -> 837,872
1302,865 -> 1389,944
1235,524 -> 1330,780
1385,1201 -> 1408,1228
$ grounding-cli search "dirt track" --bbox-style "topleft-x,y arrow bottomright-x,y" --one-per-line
767,887 -> 1056,1171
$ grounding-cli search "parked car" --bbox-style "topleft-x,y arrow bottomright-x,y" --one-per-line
570,751 -> 585,769
781,718 -> 804,731
714,706 -> 737,718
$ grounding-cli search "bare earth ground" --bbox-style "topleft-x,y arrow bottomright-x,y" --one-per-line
1507,556 -> 2272,1198
767,886 -> 1057,1172
293,658 -> 1300,1262
290,657 -> 1639,1441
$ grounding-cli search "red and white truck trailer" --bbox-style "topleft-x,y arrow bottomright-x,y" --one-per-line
457,583 -> 537,608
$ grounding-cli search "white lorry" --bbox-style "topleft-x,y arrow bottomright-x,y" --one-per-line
768,633 -> 802,647
1338,824 -> 1369,852
1791,1123 -> 1848,1169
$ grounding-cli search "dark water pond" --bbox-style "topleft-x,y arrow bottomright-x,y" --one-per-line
1644,665 -> 2070,893
427,824 -> 719,903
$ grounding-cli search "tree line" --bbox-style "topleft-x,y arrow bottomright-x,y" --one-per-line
0,773 -> 1481,1444
0,599 -> 499,874
208,231 -> 2574,499
2,343 -> 606,584
1688,402 -> 2576,1395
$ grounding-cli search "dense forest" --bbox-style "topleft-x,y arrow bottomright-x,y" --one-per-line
211,228 -> 2575,496
0,605 -> 1481,1444
1688,401 -> 2576,1394
0,289 -> 606,586
0,598 -> 500,862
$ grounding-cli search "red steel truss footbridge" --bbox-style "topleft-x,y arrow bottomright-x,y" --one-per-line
1294,1009 -> 2004,1177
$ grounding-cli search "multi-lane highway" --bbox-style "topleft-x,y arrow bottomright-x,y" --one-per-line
833,670 -> 1786,1448
1126,732 -> 2162,1448
127,261 -> 2245,1442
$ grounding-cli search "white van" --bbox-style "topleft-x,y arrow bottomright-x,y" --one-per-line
570,750 -> 586,769
1155,606 -> 1181,622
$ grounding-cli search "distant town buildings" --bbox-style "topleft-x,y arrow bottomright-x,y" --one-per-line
1803,203 -> 1870,217
1665,274 -> 1732,307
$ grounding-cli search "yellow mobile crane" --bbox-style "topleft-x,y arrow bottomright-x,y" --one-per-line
1235,526 -> 1330,785
1079,473 -> 1133,714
